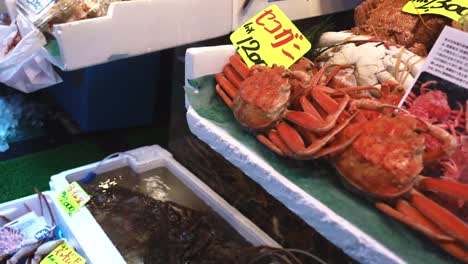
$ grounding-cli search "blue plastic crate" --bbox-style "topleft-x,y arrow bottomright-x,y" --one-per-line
48,53 -> 160,132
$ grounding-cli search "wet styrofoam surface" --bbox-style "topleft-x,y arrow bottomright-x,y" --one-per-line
184,45 -> 405,264
50,145 -> 280,261
0,192 -> 123,264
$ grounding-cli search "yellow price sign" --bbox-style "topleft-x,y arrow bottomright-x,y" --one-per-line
40,242 -> 86,264
402,0 -> 468,22
230,4 -> 311,69
56,182 -> 90,217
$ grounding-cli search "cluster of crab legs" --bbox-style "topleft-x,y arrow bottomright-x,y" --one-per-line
215,54 -> 468,262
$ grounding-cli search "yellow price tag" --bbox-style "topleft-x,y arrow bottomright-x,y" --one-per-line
402,0 -> 468,22
230,4 -> 311,69
40,242 -> 86,264
56,182 -> 90,217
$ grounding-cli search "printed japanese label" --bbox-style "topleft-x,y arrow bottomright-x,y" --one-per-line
402,0 -> 468,22
398,26 -> 468,185
422,26 -> 468,88
40,242 -> 86,264
17,0 -> 54,15
230,4 -> 311,68
56,182 -> 90,217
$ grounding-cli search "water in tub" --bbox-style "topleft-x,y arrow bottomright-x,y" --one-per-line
81,166 -> 252,264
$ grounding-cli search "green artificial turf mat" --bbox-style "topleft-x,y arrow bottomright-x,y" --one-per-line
0,141 -> 106,203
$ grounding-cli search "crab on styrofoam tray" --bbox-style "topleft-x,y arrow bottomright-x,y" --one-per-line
183,39 -> 461,264
316,31 -> 425,90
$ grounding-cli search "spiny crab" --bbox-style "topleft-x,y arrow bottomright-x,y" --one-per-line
335,100 -> 468,261
214,53 -> 468,261
215,55 -> 377,159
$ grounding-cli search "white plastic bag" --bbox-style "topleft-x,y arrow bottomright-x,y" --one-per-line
0,14 -> 62,93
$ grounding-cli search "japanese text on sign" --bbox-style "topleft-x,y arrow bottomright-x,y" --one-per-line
402,0 -> 468,22
56,182 -> 90,217
230,4 -> 311,68
423,27 -> 468,88
40,242 -> 86,264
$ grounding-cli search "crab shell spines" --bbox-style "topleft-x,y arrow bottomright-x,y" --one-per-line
335,115 -> 425,199
232,66 -> 291,131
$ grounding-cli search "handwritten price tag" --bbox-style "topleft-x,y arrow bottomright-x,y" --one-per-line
402,0 -> 468,22
56,182 -> 90,217
230,4 -> 311,68
40,242 -> 86,264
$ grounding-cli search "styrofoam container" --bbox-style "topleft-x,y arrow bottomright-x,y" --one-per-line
233,0 -> 363,30
0,191 -> 123,264
50,145 -> 280,262
46,0 -> 232,70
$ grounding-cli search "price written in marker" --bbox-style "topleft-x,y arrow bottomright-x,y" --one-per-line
230,4 -> 311,68
56,182 -> 90,217
402,0 -> 468,22
40,242 -> 86,264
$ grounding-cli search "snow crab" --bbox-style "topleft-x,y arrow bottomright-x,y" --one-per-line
213,53 -> 468,261
316,32 -> 425,91
215,55 -> 380,159
335,100 -> 468,262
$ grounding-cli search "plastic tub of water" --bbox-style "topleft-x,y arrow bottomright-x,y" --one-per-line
50,145 -> 280,263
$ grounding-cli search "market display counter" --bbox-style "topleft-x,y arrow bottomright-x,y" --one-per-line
183,45 -> 462,264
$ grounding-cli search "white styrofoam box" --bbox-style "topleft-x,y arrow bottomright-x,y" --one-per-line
49,0 -> 232,71
50,145 -> 280,258
183,46 -> 405,264
0,192 -> 124,264
233,0 -> 362,30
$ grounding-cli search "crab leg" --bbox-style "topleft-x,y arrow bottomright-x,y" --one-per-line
284,94 -> 350,133
375,202 -> 454,242
278,112 -> 357,158
396,200 -> 468,262
215,73 -> 238,99
311,132 -> 361,159
311,86 -> 339,114
229,55 -> 250,80
223,64 -> 244,89
215,84 -> 234,109
321,65 -> 343,86
417,177 -> 468,201
410,192 -> 468,245
257,129 -> 294,157
299,97 -> 323,120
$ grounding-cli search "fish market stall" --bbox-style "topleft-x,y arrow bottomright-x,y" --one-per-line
183,2 -> 468,263
1,0 -> 468,264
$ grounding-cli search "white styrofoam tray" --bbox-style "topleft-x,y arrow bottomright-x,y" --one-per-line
233,0 -> 362,30
50,145 -> 281,262
183,45 -> 405,264
0,191 -> 123,264
48,0 -> 232,70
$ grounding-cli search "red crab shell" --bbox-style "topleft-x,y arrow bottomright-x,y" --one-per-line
232,65 -> 291,131
335,114 -> 425,198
